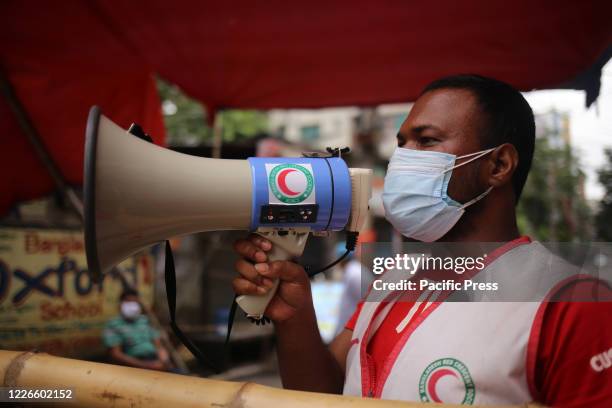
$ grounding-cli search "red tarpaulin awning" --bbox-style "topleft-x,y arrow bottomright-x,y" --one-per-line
1,0 -> 610,215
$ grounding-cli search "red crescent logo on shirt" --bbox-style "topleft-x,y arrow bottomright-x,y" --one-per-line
427,368 -> 458,403
419,358 -> 475,404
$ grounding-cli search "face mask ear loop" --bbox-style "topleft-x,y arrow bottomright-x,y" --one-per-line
456,147 -> 497,160
442,147 -> 496,174
459,186 -> 494,210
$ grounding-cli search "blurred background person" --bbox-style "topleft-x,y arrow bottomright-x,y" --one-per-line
103,288 -> 171,371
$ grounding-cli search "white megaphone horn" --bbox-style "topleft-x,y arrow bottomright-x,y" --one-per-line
84,106 -> 372,320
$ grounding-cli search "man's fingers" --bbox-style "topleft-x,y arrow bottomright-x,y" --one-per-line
248,234 -> 272,251
266,261 -> 307,283
232,277 -> 268,296
234,259 -> 261,283
235,259 -> 275,288
233,238 -> 268,263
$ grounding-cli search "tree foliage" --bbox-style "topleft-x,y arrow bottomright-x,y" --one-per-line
517,137 -> 592,241
157,78 -> 211,145
157,78 -> 268,145
595,148 -> 612,240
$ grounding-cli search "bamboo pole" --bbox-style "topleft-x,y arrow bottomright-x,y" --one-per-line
0,350 -> 541,408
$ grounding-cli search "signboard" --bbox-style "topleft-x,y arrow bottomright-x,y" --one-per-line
0,228 -> 155,359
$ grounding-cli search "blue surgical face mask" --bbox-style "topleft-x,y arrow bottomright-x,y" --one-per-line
382,147 -> 496,242
121,301 -> 141,320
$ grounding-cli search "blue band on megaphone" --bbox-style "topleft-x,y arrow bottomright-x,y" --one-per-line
247,157 -> 351,231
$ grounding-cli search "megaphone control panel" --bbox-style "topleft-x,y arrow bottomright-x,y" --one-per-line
259,204 -> 318,224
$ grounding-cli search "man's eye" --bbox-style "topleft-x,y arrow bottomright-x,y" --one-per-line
419,137 -> 439,146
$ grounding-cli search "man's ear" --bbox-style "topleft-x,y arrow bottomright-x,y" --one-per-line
485,143 -> 519,187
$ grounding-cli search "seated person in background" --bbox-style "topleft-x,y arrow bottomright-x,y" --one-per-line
103,288 -> 170,371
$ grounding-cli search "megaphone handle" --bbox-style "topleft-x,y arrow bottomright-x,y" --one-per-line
236,230 -> 308,320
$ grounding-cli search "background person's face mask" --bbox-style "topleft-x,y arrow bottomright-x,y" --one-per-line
120,301 -> 142,319
382,146 -> 496,242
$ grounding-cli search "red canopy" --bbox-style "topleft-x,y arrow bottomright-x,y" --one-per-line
1,1 -> 611,215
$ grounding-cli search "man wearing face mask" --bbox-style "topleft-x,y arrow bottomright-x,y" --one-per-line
102,288 -> 170,371
232,75 -> 612,406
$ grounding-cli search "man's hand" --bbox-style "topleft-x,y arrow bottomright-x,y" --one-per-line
154,339 -> 171,369
233,233 -> 348,393
145,359 -> 166,371
109,346 -> 166,371
232,233 -> 312,323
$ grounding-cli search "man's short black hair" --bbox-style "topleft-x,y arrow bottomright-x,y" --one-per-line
422,74 -> 535,201
120,288 -> 139,301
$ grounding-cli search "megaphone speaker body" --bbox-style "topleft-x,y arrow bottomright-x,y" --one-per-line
85,107 -> 252,278
84,107 -> 353,284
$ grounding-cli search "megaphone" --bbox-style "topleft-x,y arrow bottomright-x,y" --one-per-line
84,106 -> 372,320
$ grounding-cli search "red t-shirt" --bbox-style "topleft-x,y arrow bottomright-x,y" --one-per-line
344,238 -> 612,407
